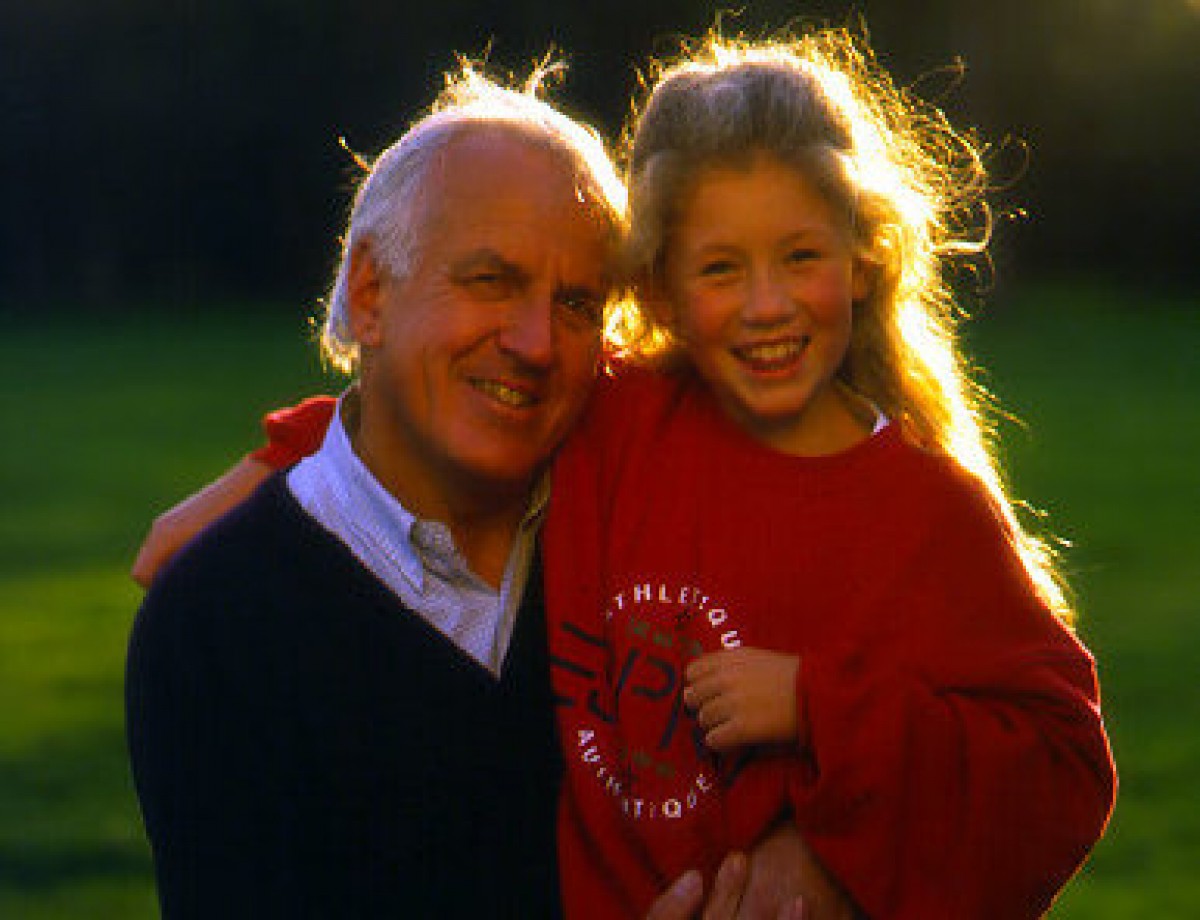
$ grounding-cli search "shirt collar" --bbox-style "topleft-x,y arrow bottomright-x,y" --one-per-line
306,392 -> 549,592
319,396 -> 426,591
522,470 -> 551,531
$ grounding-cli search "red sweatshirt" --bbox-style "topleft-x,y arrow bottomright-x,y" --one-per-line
256,371 -> 1115,919
543,368 -> 1114,919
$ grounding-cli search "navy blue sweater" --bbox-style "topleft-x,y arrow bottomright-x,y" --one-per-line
127,474 -> 563,918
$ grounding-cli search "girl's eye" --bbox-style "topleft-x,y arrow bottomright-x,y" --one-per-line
699,259 -> 738,278
786,248 -> 820,265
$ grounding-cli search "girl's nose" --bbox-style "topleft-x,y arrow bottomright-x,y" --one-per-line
742,271 -> 795,326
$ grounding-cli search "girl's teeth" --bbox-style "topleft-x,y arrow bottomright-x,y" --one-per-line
741,338 -> 805,362
748,343 -> 796,361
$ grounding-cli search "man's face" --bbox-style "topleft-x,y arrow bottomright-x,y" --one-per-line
352,131 -> 613,510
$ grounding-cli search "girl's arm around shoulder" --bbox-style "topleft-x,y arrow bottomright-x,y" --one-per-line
131,456 -> 274,588
248,394 -> 338,468
131,395 -> 337,588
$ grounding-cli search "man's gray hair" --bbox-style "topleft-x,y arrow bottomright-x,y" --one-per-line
321,61 -> 627,374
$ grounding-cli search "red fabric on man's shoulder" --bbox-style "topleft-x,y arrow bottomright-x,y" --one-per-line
248,396 -> 337,469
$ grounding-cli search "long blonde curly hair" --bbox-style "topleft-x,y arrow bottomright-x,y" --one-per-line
607,29 -> 1072,623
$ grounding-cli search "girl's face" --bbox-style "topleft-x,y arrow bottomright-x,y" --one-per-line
662,153 -> 869,454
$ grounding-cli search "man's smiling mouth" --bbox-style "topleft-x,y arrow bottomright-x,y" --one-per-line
472,378 -> 537,408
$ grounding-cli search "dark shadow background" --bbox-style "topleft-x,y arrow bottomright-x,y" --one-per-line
2,0 -> 1197,309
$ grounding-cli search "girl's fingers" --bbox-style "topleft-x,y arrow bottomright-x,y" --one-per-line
683,677 -> 717,710
697,697 -> 736,732
703,720 -> 741,752
685,650 -> 731,683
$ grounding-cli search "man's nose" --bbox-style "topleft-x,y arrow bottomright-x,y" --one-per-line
742,270 -> 795,326
497,294 -> 555,368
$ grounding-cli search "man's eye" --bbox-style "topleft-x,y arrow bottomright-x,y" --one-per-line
558,292 -> 603,325
464,272 -> 513,297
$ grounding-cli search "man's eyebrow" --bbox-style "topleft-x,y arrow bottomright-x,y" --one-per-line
555,282 -> 605,302
450,249 -> 522,275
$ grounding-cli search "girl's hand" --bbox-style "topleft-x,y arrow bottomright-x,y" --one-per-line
684,648 -> 801,752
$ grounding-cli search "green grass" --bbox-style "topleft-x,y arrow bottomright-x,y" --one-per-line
965,284 -> 1200,917
0,286 -> 1195,916
0,306 -> 340,919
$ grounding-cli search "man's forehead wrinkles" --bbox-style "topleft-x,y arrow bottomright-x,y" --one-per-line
452,248 -> 520,271
448,237 -> 606,277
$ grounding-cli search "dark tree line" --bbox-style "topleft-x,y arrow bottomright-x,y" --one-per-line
2,0 -> 1196,310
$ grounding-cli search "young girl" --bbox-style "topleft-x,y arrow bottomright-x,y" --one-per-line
132,30 -> 1115,920
540,34 -> 1113,918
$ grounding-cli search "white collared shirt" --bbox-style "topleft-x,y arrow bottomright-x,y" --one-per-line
286,398 -> 545,676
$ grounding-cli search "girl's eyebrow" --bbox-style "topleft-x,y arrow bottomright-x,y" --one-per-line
781,224 -> 838,241
687,240 -> 741,254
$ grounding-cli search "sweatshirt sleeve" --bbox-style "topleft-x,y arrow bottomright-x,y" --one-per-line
247,396 -> 337,469
788,481 -> 1116,919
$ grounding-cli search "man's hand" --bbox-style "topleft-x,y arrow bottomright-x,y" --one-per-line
684,648 -> 802,751
646,853 -> 804,920
740,821 -> 857,920
644,820 -> 856,920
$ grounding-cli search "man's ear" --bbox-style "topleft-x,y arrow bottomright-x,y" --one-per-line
347,241 -> 385,348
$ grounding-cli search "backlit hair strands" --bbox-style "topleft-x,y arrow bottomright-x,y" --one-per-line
319,58 -> 627,376
612,28 -> 1071,623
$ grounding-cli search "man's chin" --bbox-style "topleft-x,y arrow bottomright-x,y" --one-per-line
450,449 -> 550,495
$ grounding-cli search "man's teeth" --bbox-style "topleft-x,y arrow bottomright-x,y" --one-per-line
475,380 -> 534,407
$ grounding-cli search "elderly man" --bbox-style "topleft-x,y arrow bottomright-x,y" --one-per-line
128,67 -> 850,918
